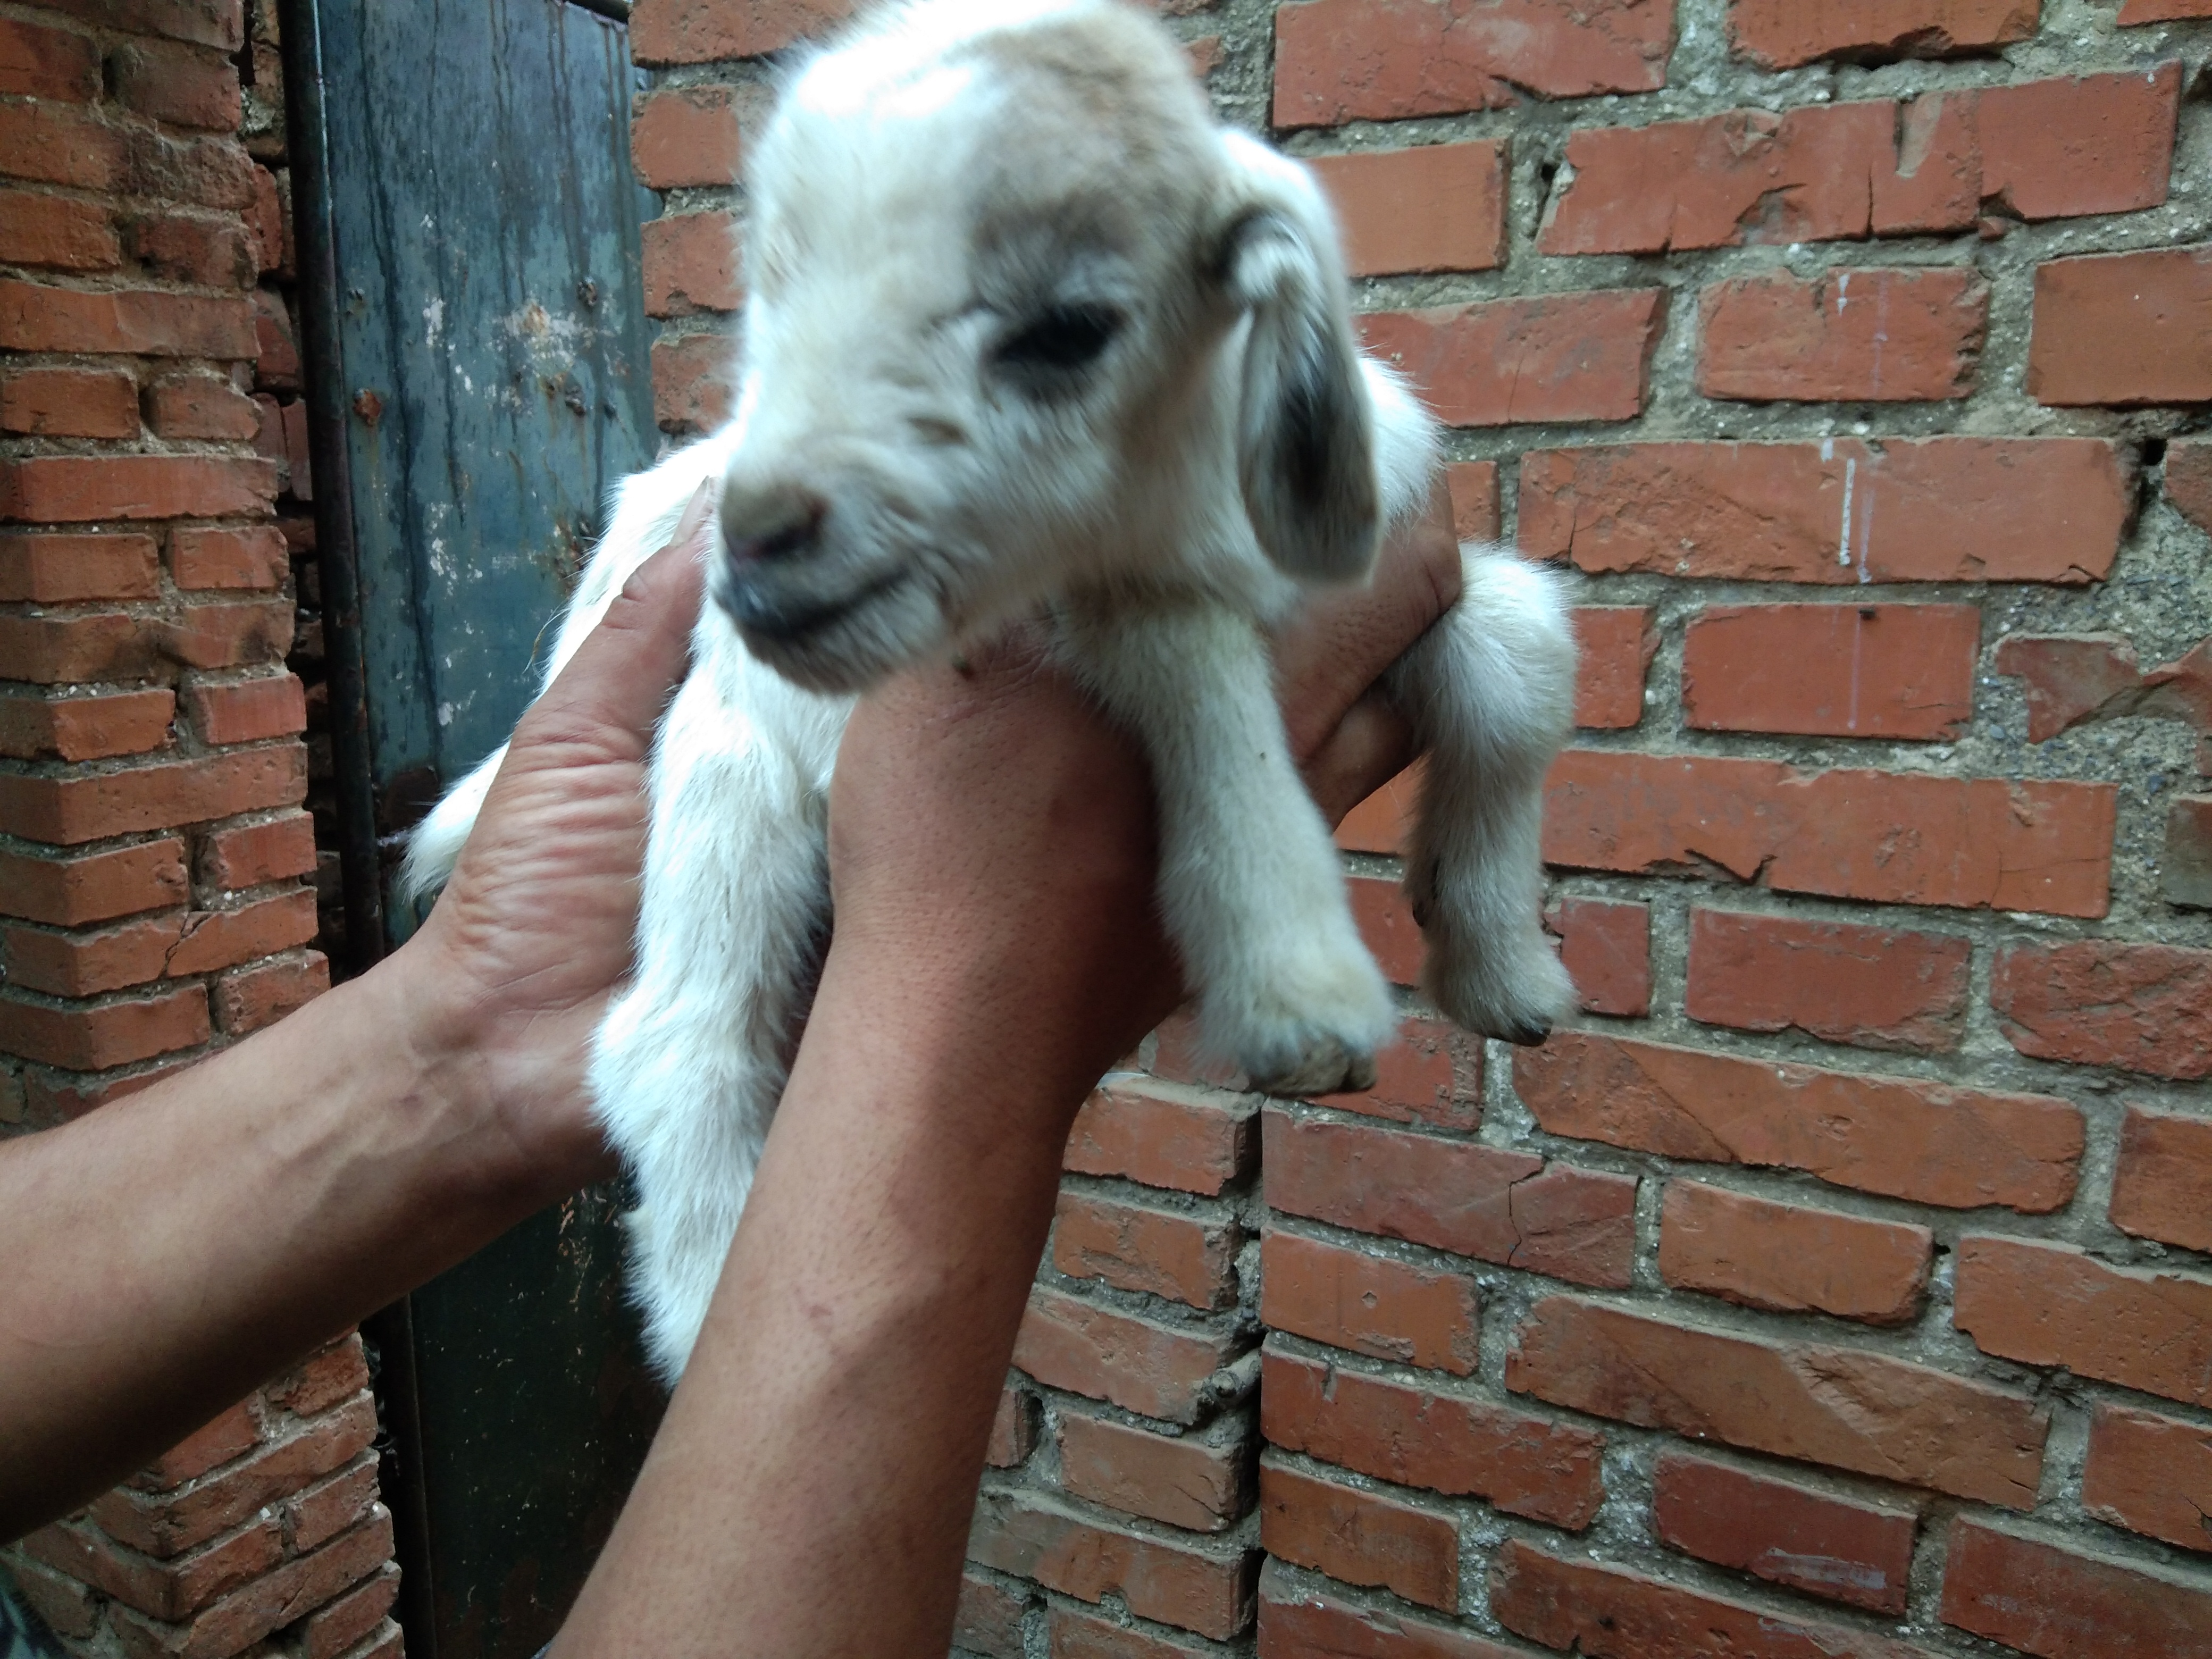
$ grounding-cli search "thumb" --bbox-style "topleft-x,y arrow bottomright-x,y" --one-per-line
521,483 -> 713,757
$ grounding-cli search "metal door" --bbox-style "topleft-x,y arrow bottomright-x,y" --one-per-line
283,3 -> 667,1653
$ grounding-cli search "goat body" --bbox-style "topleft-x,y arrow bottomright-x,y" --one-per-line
406,0 -> 1576,1380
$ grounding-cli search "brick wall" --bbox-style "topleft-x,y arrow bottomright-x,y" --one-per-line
636,2 -> 2212,1656
0,1 -> 397,1654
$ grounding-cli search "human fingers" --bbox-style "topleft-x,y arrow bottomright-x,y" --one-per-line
1273,475 -> 1461,764
520,482 -> 713,759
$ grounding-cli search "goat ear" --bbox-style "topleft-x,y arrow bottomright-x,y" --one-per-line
1210,140 -> 1378,583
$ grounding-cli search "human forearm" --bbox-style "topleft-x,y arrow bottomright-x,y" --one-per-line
0,958 -> 556,1537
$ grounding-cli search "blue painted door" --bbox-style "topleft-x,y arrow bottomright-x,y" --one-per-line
312,3 -> 666,1652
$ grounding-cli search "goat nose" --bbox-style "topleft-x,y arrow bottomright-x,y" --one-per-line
719,483 -> 825,567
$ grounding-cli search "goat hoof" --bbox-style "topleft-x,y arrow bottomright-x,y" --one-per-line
1249,1037 -> 1376,1100
1497,1016 -> 1552,1047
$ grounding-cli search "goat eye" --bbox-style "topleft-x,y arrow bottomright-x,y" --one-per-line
995,305 -> 1122,375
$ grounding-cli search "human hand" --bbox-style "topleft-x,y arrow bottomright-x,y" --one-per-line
399,485 -> 713,1198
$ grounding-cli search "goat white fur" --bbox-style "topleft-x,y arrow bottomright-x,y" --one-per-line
405,0 -> 1577,1380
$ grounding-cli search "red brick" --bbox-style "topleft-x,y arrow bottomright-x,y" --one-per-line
110,1506 -> 393,1659
1259,1229 -> 1478,1375
2030,243 -> 2212,406
985,1387 -> 1035,1468
1272,0 -> 1673,129
1992,633 -> 2212,742
1057,1413 -> 1244,1532
0,744 -> 308,844
271,1334 -> 370,1415
631,0 -> 851,63
1012,1288 -> 1236,1424
137,1398 -> 260,1489
2172,439 -> 2212,535
1543,750 -> 2114,919
631,85 -> 747,190
1443,462 -> 1498,542
1,453 -> 276,522
126,129 -> 259,213
0,839 -> 188,927
2110,1104 -> 2212,1252
93,1393 -> 376,1557
2,366 -> 139,438
1687,908 -> 1970,1053
1315,1015 -> 1480,1132
1049,1608 -> 1209,1658
1519,438 -> 2127,585
1571,605 -> 1653,730
1539,69 -> 2179,255
0,17 -> 100,99
2,1555 -> 103,1641
1065,1077 -> 1253,1196
1361,289 -> 1664,427
2,910 -> 181,995
247,165 -> 283,274
2083,1403 -> 2212,1555
1955,1234 -> 2212,1409
1334,764 -> 1419,856
0,983 -> 208,1069
1265,1109 -> 1634,1289
0,612 -> 163,684
49,0 -> 245,52
968,1490 -> 1255,1640
1186,35 -> 1224,79
111,37 -> 241,131
1654,1450 -> 1918,1615
21,1513 -> 281,1622
0,187 -> 121,269
127,212 -> 256,288
1939,1517 -> 2212,1659
1256,1559 -> 1515,1658
1700,266 -> 1985,402
642,210 -> 741,317
1728,0 -> 2038,67
181,673 -> 306,747
148,374 -> 260,441
283,1454 -> 380,1553
0,279 -> 254,358
2122,0 -> 2212,15
0,530 -> 160,601
198,810 -> 318,890
956,1571 -> 1028,1657
0,102 -> 128,191
158,599 -> 293,670
1491,1538 -> 1926,1659
1683,602 -> 1979,741
161,887 -> 319,977
1514,1030 -> 2082,1212
2168,795 -> 2212,910
652,330 -> 733,433
1258,1462 -> 1456,1614
0,688 -> 175,763
1658,1180 -> 1932,1326
1507,1295 -> 2047,1506
253,287 -> 298,389
299,1561 -> 396,1659
1993,941 -> 2212,1080
1347,874 -> 1421,987
1262,1347 -> 1603,1530
170,524 -> 289,591
1309,143 -> 1505,276
1053,1192 -> 1236,1309
212,950 -> 327,1033
1545,896 -> 1649,1018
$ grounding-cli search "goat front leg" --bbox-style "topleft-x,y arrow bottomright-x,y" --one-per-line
1061,602 -> 1394,1095
1382,549 -> 1577,1044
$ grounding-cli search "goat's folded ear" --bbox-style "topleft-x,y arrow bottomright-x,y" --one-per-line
1210,135 -> 1379,584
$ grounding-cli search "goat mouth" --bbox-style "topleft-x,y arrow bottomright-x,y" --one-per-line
715,562 -> 912,647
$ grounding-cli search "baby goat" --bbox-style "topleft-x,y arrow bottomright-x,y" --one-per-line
406,0 -> 1577,1380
